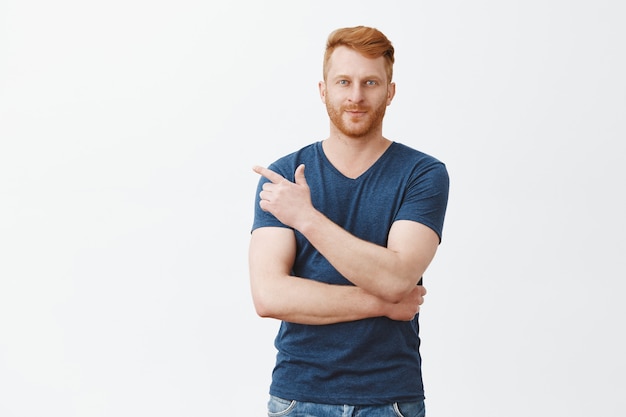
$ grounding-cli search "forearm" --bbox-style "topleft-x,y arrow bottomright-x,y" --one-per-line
251,273 -> 389,325
296,211 -> 427,302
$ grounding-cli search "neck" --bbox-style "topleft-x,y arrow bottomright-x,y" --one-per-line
322,133 -> 392,179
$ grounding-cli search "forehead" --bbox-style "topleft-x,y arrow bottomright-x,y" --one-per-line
327,46 -> 388,80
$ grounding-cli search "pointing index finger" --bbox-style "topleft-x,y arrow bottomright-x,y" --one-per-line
252,165 -> 286,184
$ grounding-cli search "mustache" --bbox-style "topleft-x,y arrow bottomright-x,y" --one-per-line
343,106 -> 368,112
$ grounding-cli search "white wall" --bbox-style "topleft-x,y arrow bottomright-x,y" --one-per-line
1,1 -> 624,416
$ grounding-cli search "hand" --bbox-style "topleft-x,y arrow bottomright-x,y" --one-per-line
253,164 -> 314,229
384,285 -> 427,321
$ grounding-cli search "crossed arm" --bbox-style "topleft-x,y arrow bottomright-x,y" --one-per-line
248,164 -> 440,325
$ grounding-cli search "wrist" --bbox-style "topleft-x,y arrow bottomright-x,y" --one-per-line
296,207 -> 326,235
355,287 -> 388,318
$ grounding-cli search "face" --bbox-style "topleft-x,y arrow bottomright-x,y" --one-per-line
320,46 -> 395,138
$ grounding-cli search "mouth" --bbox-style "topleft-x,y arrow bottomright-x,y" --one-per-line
345,108 -> 367,117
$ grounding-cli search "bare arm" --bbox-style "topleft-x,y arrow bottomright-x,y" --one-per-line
248,226 -> 425,325
254,164 -> 440,303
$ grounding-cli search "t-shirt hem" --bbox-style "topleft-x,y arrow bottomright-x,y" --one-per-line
269,387 -> 425,406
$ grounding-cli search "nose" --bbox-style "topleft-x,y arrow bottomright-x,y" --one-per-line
348,84 -> 365,103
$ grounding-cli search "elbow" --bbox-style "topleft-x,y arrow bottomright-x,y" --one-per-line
252,297 -> 274,318
251,289 -> 271,318
381,275 -> 422,304
384,288 -> 412,304
250,283 -> 280,319
249,269 -> 293,320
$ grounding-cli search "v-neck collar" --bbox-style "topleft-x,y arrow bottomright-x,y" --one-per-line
317,141 -> 396,181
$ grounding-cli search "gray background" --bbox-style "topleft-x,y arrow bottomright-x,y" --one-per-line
1,1 -> 624,416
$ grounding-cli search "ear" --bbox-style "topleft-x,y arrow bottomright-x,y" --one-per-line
318,81 -> 327,103
387,82 -> 396,105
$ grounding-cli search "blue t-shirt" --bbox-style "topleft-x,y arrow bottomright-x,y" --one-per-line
252,141 -> 449,405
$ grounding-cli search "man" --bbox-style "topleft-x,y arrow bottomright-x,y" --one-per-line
249,26 -> 449,417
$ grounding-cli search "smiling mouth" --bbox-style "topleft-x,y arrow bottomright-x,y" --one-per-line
345,109 -> 367,116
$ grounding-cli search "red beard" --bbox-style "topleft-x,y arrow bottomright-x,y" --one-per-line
326,100 -> 387,138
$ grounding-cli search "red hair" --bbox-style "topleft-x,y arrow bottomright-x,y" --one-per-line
323,26 -> 395,82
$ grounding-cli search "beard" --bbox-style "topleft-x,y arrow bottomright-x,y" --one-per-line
325,98 -> 388,138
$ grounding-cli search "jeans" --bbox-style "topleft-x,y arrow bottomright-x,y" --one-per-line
267,396 -> 426,417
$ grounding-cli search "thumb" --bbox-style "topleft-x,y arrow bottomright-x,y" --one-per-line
294,164 -> 307,186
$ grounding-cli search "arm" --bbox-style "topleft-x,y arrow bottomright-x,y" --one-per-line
254,164 -> 440,303
248,226 -> 425,325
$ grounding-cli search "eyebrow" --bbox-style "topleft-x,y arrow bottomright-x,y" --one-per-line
332,74 -> 385,82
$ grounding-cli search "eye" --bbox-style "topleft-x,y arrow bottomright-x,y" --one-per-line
365,80 -> 378,86
338,79 -> 349,85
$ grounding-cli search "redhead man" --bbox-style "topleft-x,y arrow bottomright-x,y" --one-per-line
249,26 -> 449,417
